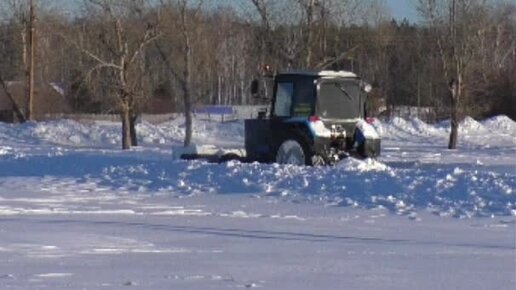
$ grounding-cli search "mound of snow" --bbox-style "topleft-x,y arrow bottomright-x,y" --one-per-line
153,118 -> 245,147
93,157 -> 515,218
408,118 -> 446,136
374,117 -> 446,139
32,120 -> 120,147
0,117 -> 245,149
391,117 -> 414,133
336,158 -> 390,172
0,146 -> 12,155
136,121 -> 173,145
370,117 -> 407,138
482,115 -> 516,136
459,117 -> 487,134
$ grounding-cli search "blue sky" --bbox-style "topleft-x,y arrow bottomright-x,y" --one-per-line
386,0 -> 419,21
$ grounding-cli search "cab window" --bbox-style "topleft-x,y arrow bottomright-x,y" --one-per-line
274,82 -> 293,117
292,79 -> 314,117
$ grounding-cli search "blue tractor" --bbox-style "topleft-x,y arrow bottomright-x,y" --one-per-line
245,70 -> 380,165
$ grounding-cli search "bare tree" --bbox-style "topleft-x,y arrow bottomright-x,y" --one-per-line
418,0 -> 487,149
157,0 -> 203,147
250,0 -> 273,65
63,0 -> 160,149
297,0 -> 318,68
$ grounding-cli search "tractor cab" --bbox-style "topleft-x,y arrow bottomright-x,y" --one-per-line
272,71 -> 369,135
246,70 -> 380,165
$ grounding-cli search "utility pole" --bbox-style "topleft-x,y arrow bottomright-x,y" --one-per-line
26,0 -> 35,120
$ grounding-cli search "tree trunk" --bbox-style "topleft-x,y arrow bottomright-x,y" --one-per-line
181,1 -> 193,147
184,93 -> 193,147
447,0 -> 459,150
26,0 -> 36,121
129,109 -> 138,147
448,78 -> 460,149
183,51 -> 193,146
448,117 -> 458,149
121,105 -> 131,150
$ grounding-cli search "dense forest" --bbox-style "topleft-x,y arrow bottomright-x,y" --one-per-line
0,0 -> 514,148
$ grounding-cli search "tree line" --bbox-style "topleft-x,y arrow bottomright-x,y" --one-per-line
0,0 -> 514,149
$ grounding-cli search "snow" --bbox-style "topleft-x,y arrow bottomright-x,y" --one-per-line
356,119 -> 380,139
171,144 -> 246,160
0,115 -> 514,289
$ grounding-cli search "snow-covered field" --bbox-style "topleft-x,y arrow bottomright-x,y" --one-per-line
0,115 -> 514,289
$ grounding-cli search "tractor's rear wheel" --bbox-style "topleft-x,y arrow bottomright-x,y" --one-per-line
275,137 -> 325,166
276,139 -> 306,165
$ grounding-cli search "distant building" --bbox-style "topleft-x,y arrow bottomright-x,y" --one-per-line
0,81 -> 71,122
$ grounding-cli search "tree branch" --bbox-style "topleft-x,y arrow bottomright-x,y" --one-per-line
55,32 -> 122,70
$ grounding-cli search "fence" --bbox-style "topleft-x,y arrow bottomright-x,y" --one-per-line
38,106 -> 268,123
38,113 -> 178,124
192,105 -> 268,122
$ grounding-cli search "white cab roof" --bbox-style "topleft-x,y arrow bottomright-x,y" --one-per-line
281,70 -> 357,78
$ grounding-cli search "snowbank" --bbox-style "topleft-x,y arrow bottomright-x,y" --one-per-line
1,114 -> 513,149
0,118 -> 244,149
482,115 -> 516,135
0,115 -> 514,218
